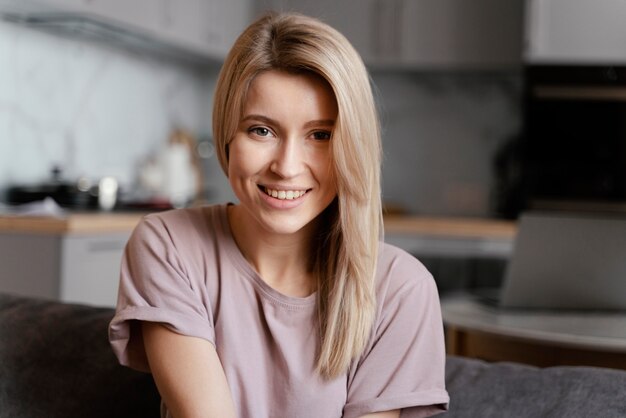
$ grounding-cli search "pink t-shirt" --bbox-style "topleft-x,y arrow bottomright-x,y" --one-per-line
109,204 -> 449,418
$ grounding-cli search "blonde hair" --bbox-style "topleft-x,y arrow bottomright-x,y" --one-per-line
212,12 -> 382,379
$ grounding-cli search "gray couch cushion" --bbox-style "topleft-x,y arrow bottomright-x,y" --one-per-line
445,355 -> 626,417
0,293 -> 160,418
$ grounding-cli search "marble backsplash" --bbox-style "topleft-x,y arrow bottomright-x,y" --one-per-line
0,18 -> 521,217
372,71 -> 522,217
0,19 -> 225,201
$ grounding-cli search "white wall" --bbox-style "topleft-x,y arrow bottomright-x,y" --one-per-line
0,20 -> 232,201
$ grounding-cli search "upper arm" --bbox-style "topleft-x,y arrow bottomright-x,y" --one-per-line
109,215 -> 216,372
142,322 -> 236,418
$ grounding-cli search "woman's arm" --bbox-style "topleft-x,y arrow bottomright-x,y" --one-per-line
142,322 -> 237,418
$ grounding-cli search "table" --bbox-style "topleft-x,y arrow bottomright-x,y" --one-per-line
442,295 -> 626,370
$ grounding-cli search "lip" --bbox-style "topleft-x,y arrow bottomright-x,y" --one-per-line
258,185 -> 309,209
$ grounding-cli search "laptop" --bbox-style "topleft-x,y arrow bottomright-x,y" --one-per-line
493,212 -> 626,310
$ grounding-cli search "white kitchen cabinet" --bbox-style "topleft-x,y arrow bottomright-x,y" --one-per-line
0,231 -> 130,307
209,0 -> 255,56
525,0 -> 626,64
0,0 -> 253,61
157,0 -> 253,58
257,0 -> 523,69
59,233 -> 129,307
60,0 -> 161,33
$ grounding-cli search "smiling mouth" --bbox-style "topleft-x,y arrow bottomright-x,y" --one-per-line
260,186 -> 310,200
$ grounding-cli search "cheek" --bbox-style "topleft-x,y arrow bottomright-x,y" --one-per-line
314,150 -> 336,189
227,151 -> 256,202
228,140 -> 258,178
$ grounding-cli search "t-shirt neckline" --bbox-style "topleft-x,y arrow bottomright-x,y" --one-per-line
213,203 -> 317,309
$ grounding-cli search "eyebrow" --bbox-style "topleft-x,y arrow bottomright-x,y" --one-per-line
241,114 -> 335,129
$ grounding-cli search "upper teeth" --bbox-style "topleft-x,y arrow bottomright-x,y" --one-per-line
265,188 -> 306,200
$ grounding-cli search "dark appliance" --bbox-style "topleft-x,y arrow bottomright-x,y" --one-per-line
7,182 -> 99,210
503,65 -> 626,218
6,167 -> 100,210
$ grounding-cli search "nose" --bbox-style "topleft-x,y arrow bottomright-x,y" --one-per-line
270,137 -> 305,178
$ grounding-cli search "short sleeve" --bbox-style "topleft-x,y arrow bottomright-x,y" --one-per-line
344,248 -> 449,418
108,214 -> 215,372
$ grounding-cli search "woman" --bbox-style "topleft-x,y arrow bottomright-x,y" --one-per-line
109,12 -> 449,418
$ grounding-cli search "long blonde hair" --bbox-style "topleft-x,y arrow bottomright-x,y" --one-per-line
213,12 -> 382,379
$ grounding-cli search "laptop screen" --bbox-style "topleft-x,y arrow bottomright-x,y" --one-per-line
499,212 -> 626,310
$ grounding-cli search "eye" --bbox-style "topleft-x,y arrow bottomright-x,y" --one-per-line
249,126 -> 273,137
311,131 -> 332,141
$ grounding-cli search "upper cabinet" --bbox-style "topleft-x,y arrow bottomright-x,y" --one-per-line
399,0 -> 523,69
525,0 -> 626,64
257,0 -> 524,70
0,0 -> 253,62
154,0 -> 252,58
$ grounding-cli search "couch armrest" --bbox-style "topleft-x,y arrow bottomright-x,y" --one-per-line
0,293 -> 160,418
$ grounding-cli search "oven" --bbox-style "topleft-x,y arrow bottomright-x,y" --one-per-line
518,65 -> 626,215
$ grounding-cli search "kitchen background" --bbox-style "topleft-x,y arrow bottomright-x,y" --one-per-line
0,0 -> 523,218
2,0 -> 626,307
0,13 -> 229,207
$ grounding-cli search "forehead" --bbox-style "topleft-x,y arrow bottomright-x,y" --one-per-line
243,70 -> 337,117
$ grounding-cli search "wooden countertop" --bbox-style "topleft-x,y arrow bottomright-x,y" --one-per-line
0,212 -> 146,235
0,211 -> 517,238
383,215 -> 517,239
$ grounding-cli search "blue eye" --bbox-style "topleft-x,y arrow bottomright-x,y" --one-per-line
312,131 -> 331,140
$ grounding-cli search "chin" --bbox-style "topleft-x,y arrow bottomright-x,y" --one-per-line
260,214 -> 315,236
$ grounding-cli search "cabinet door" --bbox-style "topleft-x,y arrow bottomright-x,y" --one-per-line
258,0 -> 522,69
81,0 -> 160,34
258,0 -> 380,64
158,0 -> 215,56
525,0 -> 626,63
60,233 -> 130,307
21,0 -> 162,35
1,0 -> 252,60
0,234 -> 61,300
210,0 -> 254,55
158,0 -> 251,58
81,0 -> 252,58
400,0 -> 523,69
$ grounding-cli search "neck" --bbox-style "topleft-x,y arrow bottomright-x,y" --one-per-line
227,205 -> 317,297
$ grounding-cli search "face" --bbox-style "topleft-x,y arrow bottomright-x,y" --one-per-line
227,70 -> 338,238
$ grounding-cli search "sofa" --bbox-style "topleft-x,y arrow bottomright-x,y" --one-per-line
1,292 -> 626,418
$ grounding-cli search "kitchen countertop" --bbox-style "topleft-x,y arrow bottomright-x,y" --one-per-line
0,212 -> 146,235
0,210 -> 517,239
383,215 -> 516,239
384,215 -> 517,258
